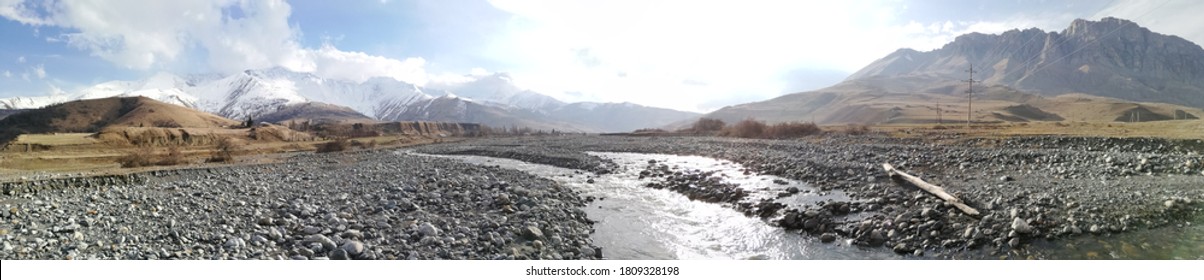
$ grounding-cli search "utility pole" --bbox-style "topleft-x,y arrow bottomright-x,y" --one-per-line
965,64 -> 978,126
936,103 -> 942,124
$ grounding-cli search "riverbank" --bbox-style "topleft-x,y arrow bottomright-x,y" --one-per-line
416,135 -> 1204,259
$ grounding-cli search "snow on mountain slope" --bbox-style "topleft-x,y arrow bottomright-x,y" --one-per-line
426,73 -> 566,112
1,68 -> 437,121
0,95 -> 73,110
2,68 -> 699,132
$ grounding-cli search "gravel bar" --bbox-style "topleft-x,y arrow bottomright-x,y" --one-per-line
0,150 -> 600,260
418,135 -> 1204,259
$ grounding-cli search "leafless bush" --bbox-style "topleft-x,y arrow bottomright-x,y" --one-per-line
765,122 -> 823,139
118,146 -> 155,168
208,137 -> 240,163
157,145 -> 185,166
316,138 -> 349,153
690,118 -> 726,133
722,118 -> 767,138
349,139 -> 378,150
846,124 -> 870,135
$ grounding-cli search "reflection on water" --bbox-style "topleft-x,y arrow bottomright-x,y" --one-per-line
617,152 -> 851,210
1029,216 -> 1204,260
414,151 -> 898,260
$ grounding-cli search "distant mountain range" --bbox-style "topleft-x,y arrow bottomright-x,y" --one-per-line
701,17 -> 1204,125
848,17 -> 1204,107
1,69 -> 698,132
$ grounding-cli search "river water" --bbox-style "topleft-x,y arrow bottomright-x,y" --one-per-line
414,151 -> 899,259
411,151 -> 1202,260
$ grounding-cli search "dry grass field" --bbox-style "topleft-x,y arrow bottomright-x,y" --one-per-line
0,132 -> 449,181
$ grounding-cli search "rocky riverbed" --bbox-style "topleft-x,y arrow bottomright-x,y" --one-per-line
416,135 -> 1204,259
0,151 -> 600,260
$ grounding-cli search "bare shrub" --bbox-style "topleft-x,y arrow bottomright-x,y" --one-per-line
632,128 -> 668,134
846,124 -> 870,135
208,137 -> 240,163
690,118 -> 726,133
157,145 -> 185,166
316,138 -> 349,153
118,146 -> 155,168
722,118 -> 767,138
153,119 -> 182,128
765,122 -> 822,139
349,139 -> 378,150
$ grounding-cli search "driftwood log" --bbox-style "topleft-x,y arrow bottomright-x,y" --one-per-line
882,163 -> 980,216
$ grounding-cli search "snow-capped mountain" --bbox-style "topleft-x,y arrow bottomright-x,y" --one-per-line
0,95 -> 73,110
187,68 -> 436,120
76,72 -> 199,108
425,73 -> 566,112
0,68 -> 699,132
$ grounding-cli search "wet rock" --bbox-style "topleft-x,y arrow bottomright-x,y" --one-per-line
819,233 -> 837,243
867,230 -> 886,246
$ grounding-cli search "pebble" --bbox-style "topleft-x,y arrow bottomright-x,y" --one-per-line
1011,217 -> 1033,234
304,235 -> 337,252
523,226 -> 545,240
340,241 -> 365,256
330,249 -> 350,260
224,237 -> 245,249
418,223 -> 440,237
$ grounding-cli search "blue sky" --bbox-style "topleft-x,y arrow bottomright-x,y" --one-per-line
2,0 -> 1202,112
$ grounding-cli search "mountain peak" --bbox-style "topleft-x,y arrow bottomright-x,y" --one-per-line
1064,17 -> 1143,38
845,17 -> 1204,108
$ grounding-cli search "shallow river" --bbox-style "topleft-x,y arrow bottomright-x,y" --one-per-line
415,151 -> 899,259
412,151 -> 1202,260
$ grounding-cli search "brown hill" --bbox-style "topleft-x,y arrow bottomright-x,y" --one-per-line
699,76 -> 1204,126
0,96 -> 238,144
256,102 -> 377,125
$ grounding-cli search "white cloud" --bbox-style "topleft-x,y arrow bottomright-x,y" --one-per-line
16,56 -> 25,63
0,0 -> 433,85
20,72 -> 29,81
3,70 -> 10,78
291,44 -> 430,84
0,0 -> 49,25
32,64 -> 44,79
